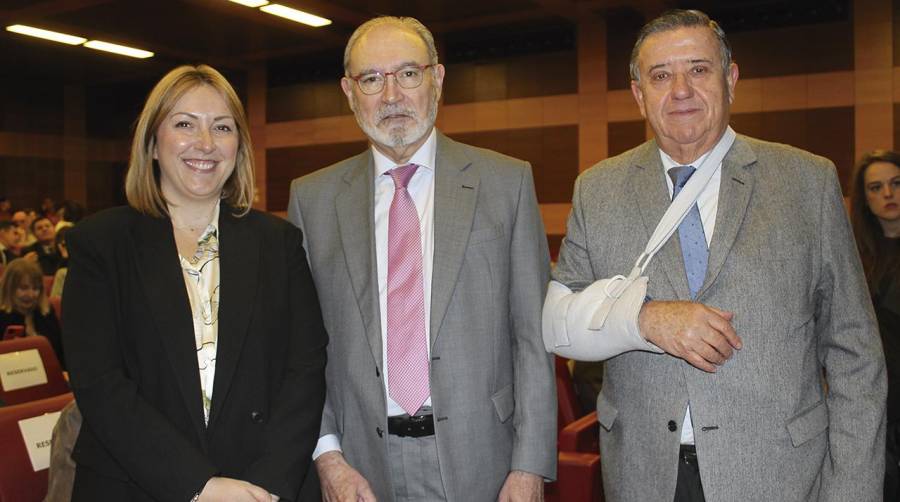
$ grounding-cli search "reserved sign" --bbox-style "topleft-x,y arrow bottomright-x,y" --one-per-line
0,349 -> 49,391
18,411 -> 61,471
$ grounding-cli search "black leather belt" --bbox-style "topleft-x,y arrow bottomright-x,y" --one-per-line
387,414 -> 434,438
679,445 -> 698,465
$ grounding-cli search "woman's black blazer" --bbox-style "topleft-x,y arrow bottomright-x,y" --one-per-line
62,204 -> 327,501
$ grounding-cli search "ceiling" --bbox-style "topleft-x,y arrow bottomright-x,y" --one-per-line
1,0 -> 849,87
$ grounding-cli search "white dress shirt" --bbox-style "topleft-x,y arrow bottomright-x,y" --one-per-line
313,129 -> 437,459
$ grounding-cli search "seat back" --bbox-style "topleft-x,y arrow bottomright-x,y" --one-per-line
0,393 -> 74,502
41,276 -> 54,298
48,297 -> 62,329
0,336 -> 69,406
555,356 -> 582,428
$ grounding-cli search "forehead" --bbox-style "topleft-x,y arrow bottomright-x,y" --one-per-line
637,26 -> 721,69
169,85 -> 231,115
865,161 -> 900,180
348,25 -> 429,72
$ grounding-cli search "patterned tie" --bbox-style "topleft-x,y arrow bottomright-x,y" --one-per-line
386,163 -> 430,416
669,166 -> 708,298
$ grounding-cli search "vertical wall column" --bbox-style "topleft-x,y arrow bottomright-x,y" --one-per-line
854,0 -> 893,157
63,85 -> 87,205
577,14 -> 608,172
248,63 -> 268,210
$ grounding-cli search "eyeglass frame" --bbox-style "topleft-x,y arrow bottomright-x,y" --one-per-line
346,64 -> 436,95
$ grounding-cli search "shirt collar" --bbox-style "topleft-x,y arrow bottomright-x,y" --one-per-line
657,130 -> 731,173
372,127 -> 437,177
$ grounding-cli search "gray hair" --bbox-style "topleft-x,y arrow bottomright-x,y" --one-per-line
343,16 -> 439,75
629,9 -> 732,82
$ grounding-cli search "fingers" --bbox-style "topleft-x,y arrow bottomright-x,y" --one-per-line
245,483 -> 271,502
707,306 -> 742,349
358,484 -> 377,502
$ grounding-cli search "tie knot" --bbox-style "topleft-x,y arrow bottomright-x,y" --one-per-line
668,165 -> 696,190
389,163 -> 419,189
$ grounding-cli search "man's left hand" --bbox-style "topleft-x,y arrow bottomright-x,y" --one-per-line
498,470 -> 543,502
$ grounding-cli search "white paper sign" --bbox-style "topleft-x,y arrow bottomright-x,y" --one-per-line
0,349 -> 48,391
18,411 -> 61,471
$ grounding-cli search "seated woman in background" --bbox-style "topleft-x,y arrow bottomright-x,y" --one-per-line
849,150 -> 900,500
0,258 -> 64,366
62,65 -> 327,502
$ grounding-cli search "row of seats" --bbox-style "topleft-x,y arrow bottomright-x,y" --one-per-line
0,335 -> 72,501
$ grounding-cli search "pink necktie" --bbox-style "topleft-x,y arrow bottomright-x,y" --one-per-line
386,163 -> 430,416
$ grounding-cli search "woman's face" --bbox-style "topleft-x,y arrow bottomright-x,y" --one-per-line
153,85 -> 239,208
13,278 -> 40,314
864,161 -> 900,224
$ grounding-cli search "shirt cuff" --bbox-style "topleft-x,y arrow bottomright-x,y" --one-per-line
312,434 -> 342,460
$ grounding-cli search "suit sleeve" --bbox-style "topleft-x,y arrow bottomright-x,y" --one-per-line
508,163 -> 558,480
63,225 -> 217,501
243,223 -> 328,500
287,180 -> 341,446
814,162 -> 887,500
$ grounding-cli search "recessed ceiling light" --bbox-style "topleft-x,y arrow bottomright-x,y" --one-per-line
259,4 -> 331,27
228,0 -> 270,7
83,40 -> 154,59
6,24 -> 86,45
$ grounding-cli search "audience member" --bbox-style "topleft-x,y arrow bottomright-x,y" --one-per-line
11,210 -> 35,249
850,150 -> 900,500
290,16 -> 555,501
0,196 -> 11,221
23,216 -> 61,275
544,9 -> 885,501
0,221 -> 19,267
55,200 -> 85,232
50,227 -> 69,298
63,64 -> 326,501
0,258 -> 64,367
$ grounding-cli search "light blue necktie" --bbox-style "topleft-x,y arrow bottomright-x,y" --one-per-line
669,166 -> 708,299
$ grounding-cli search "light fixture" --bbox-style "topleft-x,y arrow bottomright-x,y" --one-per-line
228,0 -> 269,7
259,4 -> 331,27
6,24 -> 86,45
83,40 -> 154,59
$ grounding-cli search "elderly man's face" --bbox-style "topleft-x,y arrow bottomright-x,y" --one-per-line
341,25 -> 445,163
630,26 -> 738,161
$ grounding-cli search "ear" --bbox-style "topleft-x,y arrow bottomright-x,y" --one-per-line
630,80 -> 647,119
340,77 -> 356,111
726,62 -> 739,104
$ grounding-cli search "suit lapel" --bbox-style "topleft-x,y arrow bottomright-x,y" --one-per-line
208,204 -> 259,428
335,153 -> 383,366
630,141 -> 692,300
131,212 -> 207,441
698,136 -> 756,298
430,133 -> 479,346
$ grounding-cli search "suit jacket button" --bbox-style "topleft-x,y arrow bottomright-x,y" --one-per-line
250,411 -> 264,424
667,420 -> 677,432
376,427 -> 384,438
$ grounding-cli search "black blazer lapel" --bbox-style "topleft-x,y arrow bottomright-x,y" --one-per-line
131,212 -> 207,442
208,204 -> 259,428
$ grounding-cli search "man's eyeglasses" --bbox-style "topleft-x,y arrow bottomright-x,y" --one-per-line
347,64 -> 435,95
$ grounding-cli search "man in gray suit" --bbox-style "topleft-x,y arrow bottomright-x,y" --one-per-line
289,16 -> 556,502
545,9 -> 886,502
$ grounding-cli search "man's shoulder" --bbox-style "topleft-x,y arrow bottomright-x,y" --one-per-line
738,134 -> 834,168
578,141 -> 653,185
290,150 -> 369,192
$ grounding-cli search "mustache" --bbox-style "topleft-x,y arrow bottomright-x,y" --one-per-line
376,104 -> 417,122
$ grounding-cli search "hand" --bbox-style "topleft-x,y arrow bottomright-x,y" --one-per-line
638,300 -> 742,373
315,451 -> 377,502
197,477 -> 272,502
498,470 -> 543,502
23,251 -> 38,262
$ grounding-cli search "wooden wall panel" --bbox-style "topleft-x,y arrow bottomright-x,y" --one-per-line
0,157 -> 64,209
267,81 -> 350,122
608,120 -> 646,158
265,141 -> 368,211
0,81 -> 64,135
730,107 -> 855,190
443,51 -> 577,104
448,125 -> 578,204
86,161 -> 127,213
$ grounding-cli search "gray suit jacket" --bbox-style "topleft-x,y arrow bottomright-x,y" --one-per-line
553,135 -> 886,502
289,132 -> 556,500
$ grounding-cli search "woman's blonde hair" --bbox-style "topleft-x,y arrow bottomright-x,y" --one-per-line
125,64 -> 255,217
0,259 -> 49,315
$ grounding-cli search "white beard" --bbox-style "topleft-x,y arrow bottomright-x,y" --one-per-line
353,91 -> 439,150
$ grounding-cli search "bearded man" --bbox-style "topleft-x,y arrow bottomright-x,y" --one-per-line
288,15 -> 556,502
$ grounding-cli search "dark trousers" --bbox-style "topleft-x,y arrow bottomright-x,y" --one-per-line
674,445 -> 705,502
887,421 -> 900,502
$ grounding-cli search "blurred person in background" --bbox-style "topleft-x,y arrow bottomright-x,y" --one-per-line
50,227 -> 69,298
23,216 -> 61,275
850,150 -> 900,500
0,258 -> 63,367
0,220 -> 20,267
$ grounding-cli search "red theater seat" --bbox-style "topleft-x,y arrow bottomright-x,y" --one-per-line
0,336 -> 69,406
